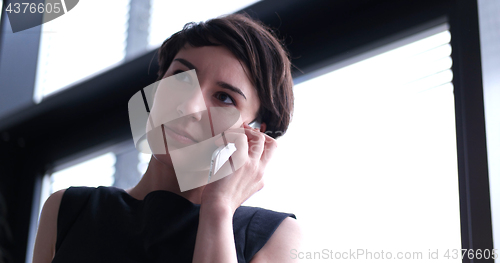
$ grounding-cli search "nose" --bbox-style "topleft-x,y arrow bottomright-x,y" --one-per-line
176,89 -> 206,121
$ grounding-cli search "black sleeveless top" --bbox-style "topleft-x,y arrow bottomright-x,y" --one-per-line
52,186 -> 295,263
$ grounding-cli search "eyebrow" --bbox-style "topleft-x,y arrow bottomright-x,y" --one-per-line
174,58 -> 197,71
174,58 -> 247,100
216,81 -> 247,100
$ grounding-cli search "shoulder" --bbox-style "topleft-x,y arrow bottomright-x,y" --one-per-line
33,188 -> 66,263
33,186 -> 107,262
233,206 -> 296,238
40,188 -> 67,224
250,217 -> 302,263
43,188 -> 67,214
233,206 -> 300,262
39,188 -> 67,236
234,205 -> 296,223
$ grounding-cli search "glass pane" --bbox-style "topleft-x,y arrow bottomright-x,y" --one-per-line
243,24 -> 461,262
34,0 -> 129,102
50,152 -> 116,193
0,1 -> 3,26
478,0 -> 500,254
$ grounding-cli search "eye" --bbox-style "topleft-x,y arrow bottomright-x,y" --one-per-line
173,70 -> 193,84
215,92 -> 235,105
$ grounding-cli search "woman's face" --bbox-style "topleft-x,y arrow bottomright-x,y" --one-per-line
165,44 -> 260,128
147,44 -> 261,169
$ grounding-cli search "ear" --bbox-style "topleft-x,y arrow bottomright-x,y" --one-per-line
259,122 -> 267,133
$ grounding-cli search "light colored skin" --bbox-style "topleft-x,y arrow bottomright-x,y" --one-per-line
33,45 -> 302,263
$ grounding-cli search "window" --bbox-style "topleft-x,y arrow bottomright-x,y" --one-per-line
33,0 -> 130,102
241,24 -> 461,261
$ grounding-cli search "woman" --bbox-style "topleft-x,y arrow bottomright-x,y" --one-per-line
33,13 -> 301,263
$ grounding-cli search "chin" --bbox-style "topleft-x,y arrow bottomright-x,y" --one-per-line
151,153 -> 174,167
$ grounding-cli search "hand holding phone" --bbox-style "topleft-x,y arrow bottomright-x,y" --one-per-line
208,120 -> 261,183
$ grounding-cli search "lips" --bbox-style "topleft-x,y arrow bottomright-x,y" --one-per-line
164,125 -> 198,145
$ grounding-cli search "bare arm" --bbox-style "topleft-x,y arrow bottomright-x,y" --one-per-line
193,208 -> 302,263
192,202 -> 237,262
32,189 -> 66,263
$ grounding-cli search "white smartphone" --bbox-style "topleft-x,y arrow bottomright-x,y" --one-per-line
207,120 -> 261,183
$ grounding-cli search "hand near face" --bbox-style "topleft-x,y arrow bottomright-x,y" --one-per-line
200,122 -> 278,214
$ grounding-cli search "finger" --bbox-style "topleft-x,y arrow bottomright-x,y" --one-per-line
261,131 -> 277,145
260,134 -> 278,166
222,123 -> 257,138
243,125 -> 266,160
213,124 -> 264,160
213,128 -> 245,147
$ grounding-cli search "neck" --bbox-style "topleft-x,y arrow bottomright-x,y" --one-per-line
128,154 -> 205,204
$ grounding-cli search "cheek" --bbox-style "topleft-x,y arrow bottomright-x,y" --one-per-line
208,106 -> 241,135
149,102 -> 177,128
146,122 -> 171,154
228,116 -> 244,130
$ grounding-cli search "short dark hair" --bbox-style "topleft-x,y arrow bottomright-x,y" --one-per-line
156,13 -> 294,139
